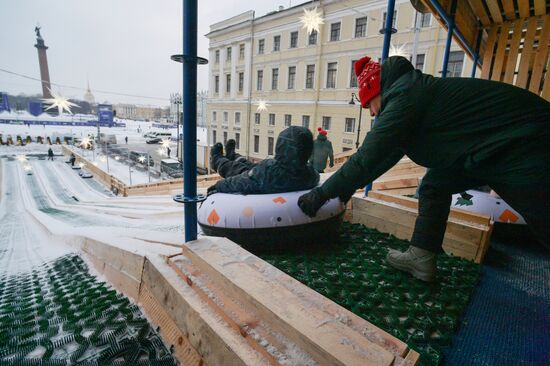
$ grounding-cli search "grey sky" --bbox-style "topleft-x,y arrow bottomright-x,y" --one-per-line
0,0 -> 297,107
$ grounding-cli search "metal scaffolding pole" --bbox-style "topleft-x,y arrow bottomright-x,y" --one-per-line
441,0 -> 458,78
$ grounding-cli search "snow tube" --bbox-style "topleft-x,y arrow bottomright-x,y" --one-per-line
198,190 -> 346,251
452,190 -> 525,225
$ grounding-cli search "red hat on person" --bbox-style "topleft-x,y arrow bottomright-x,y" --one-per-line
317,127 -> 328,136
354,56 -> 381,108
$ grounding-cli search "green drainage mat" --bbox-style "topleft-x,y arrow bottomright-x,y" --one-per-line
260,223 -> 481,366
0,255 -> 177,366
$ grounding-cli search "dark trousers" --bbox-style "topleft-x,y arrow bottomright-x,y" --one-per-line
412,169 -> 550,251
213,155 -> 255,178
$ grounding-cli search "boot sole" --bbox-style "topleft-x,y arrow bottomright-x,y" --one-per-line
386,258 -> 435,282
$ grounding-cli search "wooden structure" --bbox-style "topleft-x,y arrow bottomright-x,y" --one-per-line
420,0 -> 550,100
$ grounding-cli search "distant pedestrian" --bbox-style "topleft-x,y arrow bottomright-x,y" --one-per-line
70,153 -> 76,166
125,136 -> 128,144
47,148 -> 54,161
167,147 -> 171,158
309,127 -> 334,173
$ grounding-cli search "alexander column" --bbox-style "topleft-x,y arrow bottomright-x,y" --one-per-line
34,26 -> 52,99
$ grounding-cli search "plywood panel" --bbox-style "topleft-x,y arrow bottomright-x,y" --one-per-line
516,18 -> 540,88
503,21 -> 525,83
481,26 -> 499,79
492,23 -> 512,81
529,15 -> 550,93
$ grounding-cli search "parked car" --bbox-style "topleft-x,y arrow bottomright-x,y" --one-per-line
146,137 -> 162,144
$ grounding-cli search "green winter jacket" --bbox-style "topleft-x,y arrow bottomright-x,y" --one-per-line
310,134 -> 334,172
321,56 -> 550,199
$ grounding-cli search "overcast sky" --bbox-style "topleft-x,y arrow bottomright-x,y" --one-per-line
0,0 -> 298,107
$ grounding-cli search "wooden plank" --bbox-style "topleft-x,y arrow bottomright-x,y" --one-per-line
402,350 -> 421,366
518,1 -> 530,19
491,23 -> 512,81
469,0 -> 492,26
542,69 -> 550,100
481,25 -> 499,79
486,0 -> 504,24
529,15 -> 550,93
516,17 -> 540,88
503,20 -> 526,83
376,187 -> 419,196
501,0 -> 516,20
534,0 -> 546,16
372,178 -> 420,190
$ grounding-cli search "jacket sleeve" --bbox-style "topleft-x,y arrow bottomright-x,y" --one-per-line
214,166 -> 262,195
328,141 -> 334,166
320,95 -> 414,198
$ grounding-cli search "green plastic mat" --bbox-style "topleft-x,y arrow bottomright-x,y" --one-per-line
260,222 -> 481,366
0,255 -> 177,366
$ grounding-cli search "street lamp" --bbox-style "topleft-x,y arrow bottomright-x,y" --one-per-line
348,93 -> 363,149
170,93 -> 182,162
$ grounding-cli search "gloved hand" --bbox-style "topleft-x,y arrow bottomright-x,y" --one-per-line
298,187 -> 328,217
329,162 -> 334,168
207,184 -> 218,196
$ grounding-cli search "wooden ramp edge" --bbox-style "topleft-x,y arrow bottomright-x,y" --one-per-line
349,191 -> 493,263
75,233 -> 420,366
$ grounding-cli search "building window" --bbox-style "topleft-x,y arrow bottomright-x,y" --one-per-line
305,64 -> 315,89
235,133 -> 240,149
290,31 -> 298,48
271,68 -> 279,90
215,50 -> 220,63
226,47 -> 232,61
239,44 -> 245,59
214,75 -> 219,93
235,112 -> 241,125
212,130 -> 217,144
258,39 -> 265,54
212,111 -> 217,122
223,131 -> 228,144
308,30 -> 317,45
330,22 -> 341,41
415,54 -> 425,71
268,113 -> 275,126
288,66 -> 296,89
255,113 -> 261,125
350,60 -> 358,88
322,116 -> 331,130
355,17 -> 367,38
284,114 -> 292,127
302,115 -> 310,129
223,112 -> 228,124
268,137 -> 274,156
382,10 -> 397,29
326,62 -> 337,88
448,51 -> 464,77
257,70 -> 263,91
345,118 -> 356,133
420,13 -> 431,27
254,135 -> 259,153
226,74 -> 231,93
238,72 -> 244,92
273,35 -> 281,51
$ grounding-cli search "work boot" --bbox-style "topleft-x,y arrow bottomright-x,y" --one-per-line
386,246 -> 436,282
209,143 -> 223,173
225,139 -> 237,161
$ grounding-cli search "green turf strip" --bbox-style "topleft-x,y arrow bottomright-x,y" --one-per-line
259,222 -> 481,366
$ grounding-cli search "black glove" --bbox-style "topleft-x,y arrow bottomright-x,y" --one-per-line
207,184 -> 218,196
338,189 -> 355,204
298,187 -> 328,217
329,162 -> 334,168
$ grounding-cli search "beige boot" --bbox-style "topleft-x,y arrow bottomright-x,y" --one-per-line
386,246 -> 436,282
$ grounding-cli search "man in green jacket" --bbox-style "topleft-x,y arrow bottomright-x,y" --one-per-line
309,127 -> 334,173
298,55 -> 550,282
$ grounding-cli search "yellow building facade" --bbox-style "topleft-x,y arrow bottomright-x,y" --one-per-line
206,0 -> 475,159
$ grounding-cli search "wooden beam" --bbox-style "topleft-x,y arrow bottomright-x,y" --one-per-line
486,0 -> 504,24
534,0 -> 546,16
516,17 -> 539,88
542,68 -> 550,101
503,21 -> 526,83
501,0 -> 516,20
481,25 -> 499,79
529,15 -> 550,94
491,23 -> 512,81
469,0 -> 492,26
518,1 -> 530,19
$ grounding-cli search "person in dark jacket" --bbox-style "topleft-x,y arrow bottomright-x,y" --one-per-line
47,148 -> 54,161
310,128 -> 334,173
208,126 -> 319,195
69,153 -> 76,167
298,55 -> 550,281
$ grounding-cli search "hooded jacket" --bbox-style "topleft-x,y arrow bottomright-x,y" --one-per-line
310,134 -> 334,172
321,56 -> 550,199
214,126 -> 320,194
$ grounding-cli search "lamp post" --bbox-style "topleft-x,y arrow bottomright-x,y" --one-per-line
348,93 -> 363,149
170,93 -> 182,162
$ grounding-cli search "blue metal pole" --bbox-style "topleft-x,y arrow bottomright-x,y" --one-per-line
441,0 -> 457,78
182,0 -> 198,242
381,0 -> 396,62
471,28 -> 483,77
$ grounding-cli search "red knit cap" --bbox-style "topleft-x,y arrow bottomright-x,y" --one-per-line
354,56 -> 381,108
317,127 -> 327,136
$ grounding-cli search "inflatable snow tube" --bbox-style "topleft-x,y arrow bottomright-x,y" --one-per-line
452,190 -> 525,224
198,190 -> 346,252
